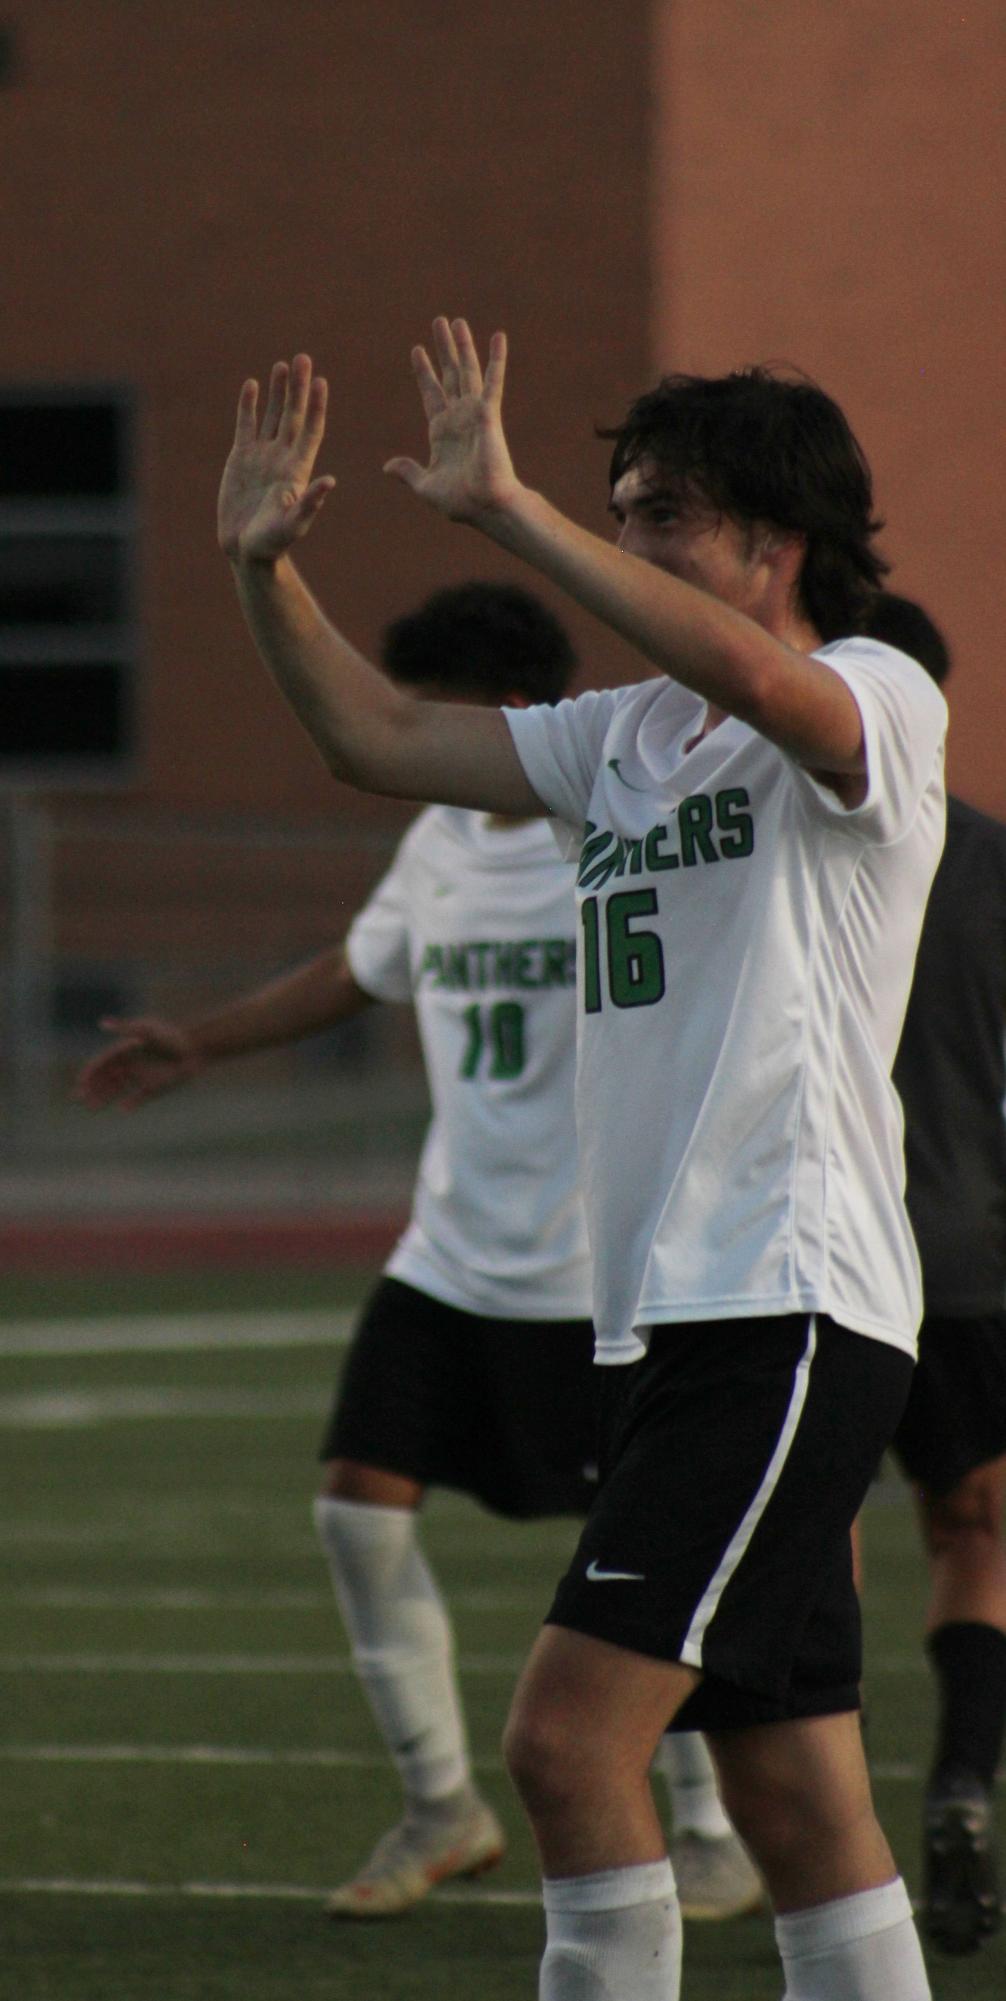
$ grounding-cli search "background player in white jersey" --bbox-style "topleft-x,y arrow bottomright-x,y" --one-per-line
77,582 -> 601,1914
78,576 -> 762,1927
215,330 -> 945,1999
865,592 -> 1006,1956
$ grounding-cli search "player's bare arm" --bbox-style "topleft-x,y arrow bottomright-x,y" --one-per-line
387,319 -> 866,791
75,946 -> 374,1112
218,356 -> 539,816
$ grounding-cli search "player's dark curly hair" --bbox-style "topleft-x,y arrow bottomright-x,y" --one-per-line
600,367 -> 889,640
381,581 -> 576,706
863,591 -> 951,686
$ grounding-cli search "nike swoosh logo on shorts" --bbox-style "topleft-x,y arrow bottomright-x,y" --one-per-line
586,1558 -> 645,1582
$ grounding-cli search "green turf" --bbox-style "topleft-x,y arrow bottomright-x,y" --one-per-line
1,1280 -> 1003,1998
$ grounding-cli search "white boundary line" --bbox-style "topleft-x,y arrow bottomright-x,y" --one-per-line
7,1586 -> 546,1610
0,1742 -> 504,1771
0,1311 -> 355,1358
0,1651 -> 525,1676
0,1874 -> 542,1908
0,1742 -> 926,1782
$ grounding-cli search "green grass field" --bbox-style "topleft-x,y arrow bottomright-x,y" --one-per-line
2,1270 -> 1003,2000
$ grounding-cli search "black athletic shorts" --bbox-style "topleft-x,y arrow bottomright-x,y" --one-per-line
319,1276 -> 599,1519
890,1310 -> 1006,1496
546,1313 -> 914,1731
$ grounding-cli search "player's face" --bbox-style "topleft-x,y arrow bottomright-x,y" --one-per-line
609,463 -> 765,617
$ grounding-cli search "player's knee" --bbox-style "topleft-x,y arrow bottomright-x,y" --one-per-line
503,1695 -> 582,1815
925,1466 -> 1005,1547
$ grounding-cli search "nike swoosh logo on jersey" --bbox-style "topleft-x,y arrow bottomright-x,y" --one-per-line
606,757 -> 653,794
586,1558 -> 646,1582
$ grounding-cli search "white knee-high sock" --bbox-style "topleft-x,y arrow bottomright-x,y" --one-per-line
654,1732 -> 732,1839
313,1496 -> 470,1803
541,1861 -> 682,2000
775,1878 -> 930,2000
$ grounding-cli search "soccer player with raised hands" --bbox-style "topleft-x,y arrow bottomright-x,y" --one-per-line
219,322 -> 946,1999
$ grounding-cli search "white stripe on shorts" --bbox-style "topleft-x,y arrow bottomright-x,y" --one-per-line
679,1315 -> 818,1670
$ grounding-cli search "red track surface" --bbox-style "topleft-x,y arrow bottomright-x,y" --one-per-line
0,1212 -> 406,1273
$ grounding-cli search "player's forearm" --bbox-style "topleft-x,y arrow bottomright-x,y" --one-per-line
234,555 -> 415,793
188,947 -> 372,1065
233,551 -> 541,815
484,487 -> 783,717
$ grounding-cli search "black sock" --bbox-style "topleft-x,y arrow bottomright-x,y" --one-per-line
927,1620 -> 1006,1795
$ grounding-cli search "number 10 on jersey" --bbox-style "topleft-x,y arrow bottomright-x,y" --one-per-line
459,1001 -> 527,1079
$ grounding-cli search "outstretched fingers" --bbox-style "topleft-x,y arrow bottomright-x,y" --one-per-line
234,378 -> 260,447
411,344 -> 448,421
482,329 -> 507,406
260,361 -> 290,442
451,318 -> 484,395
432,315 -> 462,396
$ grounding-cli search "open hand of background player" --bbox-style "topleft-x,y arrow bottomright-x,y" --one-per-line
74,1016 -> 203,1111
384,318 -> 519,524
218,355 -> 336,565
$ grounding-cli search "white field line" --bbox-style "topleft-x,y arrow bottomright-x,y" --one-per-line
0,1311 -> 355,1358
8,1586 -> 547,1611
0,1645 -> 928,1675
0,1742 -> 502,1771
0,1874 -> 542,1909
0,1742 -> 929,1784
0,1388 -> 328,1427
0,1650 -> 525,1676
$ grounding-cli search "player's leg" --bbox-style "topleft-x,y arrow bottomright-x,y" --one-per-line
712,1713 -> 930,1998
654,1731 -> 764,1919
315,1457 -> 502,1916
914,1452 -> 1006,1953
504,1625 -> 691,2000
890,1311 -> 1006,1952
313,1280 -> 503,1916
504,1313 -> 921,1998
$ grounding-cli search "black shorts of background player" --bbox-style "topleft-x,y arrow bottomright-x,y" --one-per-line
866,588 -> 1006,1956
77,580 -> 600,1917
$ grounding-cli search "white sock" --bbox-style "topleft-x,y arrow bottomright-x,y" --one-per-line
654,1732 -> 732,1839
775,1878 -> 930,2000
541,1861 -> 682,1999
313,1496 -> 470,1803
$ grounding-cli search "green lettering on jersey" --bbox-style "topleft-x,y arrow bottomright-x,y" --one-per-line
419,944 -> 446,986
643,824 -> 680,872
678,795 -> 719,867
715,787 -> 755,857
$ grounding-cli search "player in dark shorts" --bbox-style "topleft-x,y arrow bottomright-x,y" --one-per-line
866,590 -> 1006,1955
77,581 -> 599,1917
218,331 -> 943,1997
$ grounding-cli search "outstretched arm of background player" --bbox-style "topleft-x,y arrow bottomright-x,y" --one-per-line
217,357 -> 541,815
387,319 -> 865,786
73,946 -> 375,1111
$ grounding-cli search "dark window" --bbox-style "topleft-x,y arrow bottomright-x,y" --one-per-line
0,389 -> 137,781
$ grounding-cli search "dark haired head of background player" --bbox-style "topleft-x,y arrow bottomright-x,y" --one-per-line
864,589 -> 1006,1956
863,591 -> 951,687
382,579 -> 576,706
600,367 -> 889,641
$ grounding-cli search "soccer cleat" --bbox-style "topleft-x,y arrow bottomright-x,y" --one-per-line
923,1774 -> 1002,1955
326,1796 -> 505,1918
669,1829 -> 765,1921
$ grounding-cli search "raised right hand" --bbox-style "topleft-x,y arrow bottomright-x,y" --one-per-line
217,354 -> 336,566
74,1016 -> 203,1111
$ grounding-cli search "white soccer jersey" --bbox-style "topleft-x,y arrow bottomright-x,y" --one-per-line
345,806 -> 591,1320
505,639 -> 947,1363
